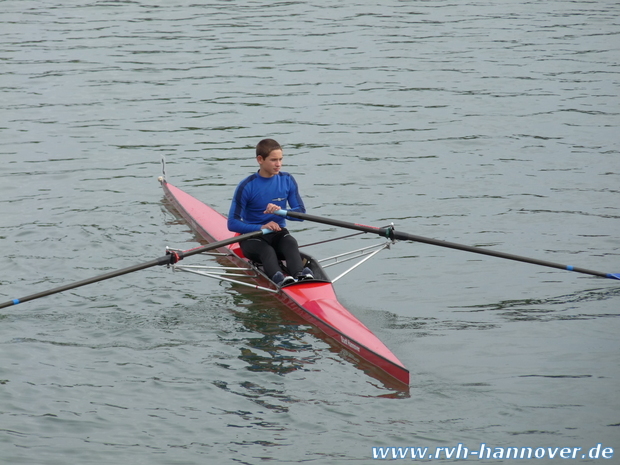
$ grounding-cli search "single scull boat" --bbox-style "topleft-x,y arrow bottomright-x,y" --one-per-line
160,178 -> 410,386
4,171 -> 613,386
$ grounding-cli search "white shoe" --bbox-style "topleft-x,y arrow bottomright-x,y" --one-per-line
281,276 -> 296,286
296,267 -> 314,281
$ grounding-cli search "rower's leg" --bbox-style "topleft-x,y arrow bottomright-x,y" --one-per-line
240,238 -> 282,279
275,233 -> 303,277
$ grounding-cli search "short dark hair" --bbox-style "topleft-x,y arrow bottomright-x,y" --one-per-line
256,138 -> 282,159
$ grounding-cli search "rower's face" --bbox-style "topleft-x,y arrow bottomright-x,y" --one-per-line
258,149 -> 283,177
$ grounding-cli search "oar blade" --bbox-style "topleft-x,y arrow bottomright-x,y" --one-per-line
608,273 -> 620,280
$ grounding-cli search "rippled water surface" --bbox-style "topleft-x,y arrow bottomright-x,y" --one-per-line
2,1 -> 619,463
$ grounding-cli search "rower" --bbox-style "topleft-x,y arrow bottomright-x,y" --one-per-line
227,138 -> 313,286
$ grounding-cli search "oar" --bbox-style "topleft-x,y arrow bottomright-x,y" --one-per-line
0,230 -> 267,309
275,210 -> 620,281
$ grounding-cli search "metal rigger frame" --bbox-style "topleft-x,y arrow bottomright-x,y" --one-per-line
167,228 -> 396,291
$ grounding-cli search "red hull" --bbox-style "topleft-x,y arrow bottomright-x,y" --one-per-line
162,181 -> 409,386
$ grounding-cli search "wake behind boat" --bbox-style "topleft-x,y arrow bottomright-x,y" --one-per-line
160,179 -> 410,386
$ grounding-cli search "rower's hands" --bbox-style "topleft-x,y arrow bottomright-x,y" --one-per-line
261,221 -> 281,231
262,204 -> 282,231
264,203 -> 281,215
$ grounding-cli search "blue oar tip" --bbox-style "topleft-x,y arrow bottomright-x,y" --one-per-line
607,273 -> 620,281
274,209 -> 287,217
12,299 -> 20,305
566,265 -> 574,271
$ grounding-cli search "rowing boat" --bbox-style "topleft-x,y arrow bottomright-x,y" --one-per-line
160,179 -> 410,386
4,172 -> 612,384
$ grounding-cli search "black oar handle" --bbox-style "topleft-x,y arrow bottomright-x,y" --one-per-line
276,210 -> 619,281
0,230 -> 265,309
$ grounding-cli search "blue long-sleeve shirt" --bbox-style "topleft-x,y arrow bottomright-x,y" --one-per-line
227,171 -> 305,234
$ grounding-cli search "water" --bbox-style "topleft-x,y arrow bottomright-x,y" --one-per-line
2,1 -> 619,463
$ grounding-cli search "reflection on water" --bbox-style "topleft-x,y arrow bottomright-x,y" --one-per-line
225,284 -> 410,394
461,286 -> 620,322
382,311 -> 499,335
212,380 -> 295,415
228,296 -> 319,378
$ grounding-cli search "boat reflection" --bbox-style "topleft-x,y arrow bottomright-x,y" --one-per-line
224,282 -> 411,395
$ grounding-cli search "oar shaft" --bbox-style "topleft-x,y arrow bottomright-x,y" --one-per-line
0,230 -> 265,309
391,230 -> 612,279
276,210 -> 619,280
0,257 -> 169,309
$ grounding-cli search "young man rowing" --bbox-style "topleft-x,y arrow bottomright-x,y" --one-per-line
227,139 -> 313,286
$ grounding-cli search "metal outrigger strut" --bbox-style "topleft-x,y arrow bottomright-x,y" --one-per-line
168,250 -> 281,294
317,241 -> 392,283
167,230 -> 395,290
